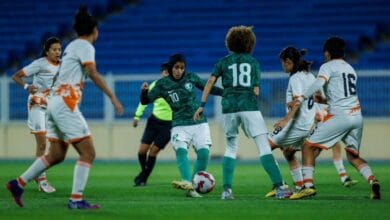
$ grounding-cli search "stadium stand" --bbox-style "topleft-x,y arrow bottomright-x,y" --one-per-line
1,0 -> 389,119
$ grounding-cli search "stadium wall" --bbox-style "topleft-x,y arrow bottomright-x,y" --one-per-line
1,120 -> 389,160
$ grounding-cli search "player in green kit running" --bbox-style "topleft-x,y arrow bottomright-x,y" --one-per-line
194,26 -> 291,199
141,54 -> 223,197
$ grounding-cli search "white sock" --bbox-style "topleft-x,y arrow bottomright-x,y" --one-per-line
19,156 -> 49,188
70,161 -> 91,201
302,166 -> 314,188
333,159 -> 348,182
358,164 -> 374,184
290,166 -> 304,189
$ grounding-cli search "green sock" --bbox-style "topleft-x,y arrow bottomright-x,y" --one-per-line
260,154 -> 283,187
193,148 -> 209,176
222,156 -> 236,189
175,148 -> 191,182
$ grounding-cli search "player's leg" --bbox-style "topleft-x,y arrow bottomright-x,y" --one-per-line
283,148 -> 304,190
137,121 -> 172,186
221,113 -> 240,200
69,137 -> 100,209
192,123 -> 212,175
171,126 -> 193,191
343,122 -> 380,199
6,139 -> 68,207
332,143 -> 357,187
28,107 -> 56,193
241,111 -> 290,199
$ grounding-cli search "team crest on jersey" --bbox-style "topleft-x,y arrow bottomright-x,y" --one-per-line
184,82 -> 193,91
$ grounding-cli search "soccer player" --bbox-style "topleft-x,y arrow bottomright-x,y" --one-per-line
140,53 -> 223,198
265,47 -> 357,198
6,6 -> 124,209
290,36 -> 380,200
133,63 -> 172,186
193,26 -> 291,200
11,37 -> 61,193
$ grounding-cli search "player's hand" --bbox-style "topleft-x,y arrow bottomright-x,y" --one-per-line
273,118 -> 288,129
133,119 -> 139,127
253,87 -> 259,96
27,85 -> 38,94
193,107 -> 204,121
111,97 -> 124,115
141,82 -> 149,92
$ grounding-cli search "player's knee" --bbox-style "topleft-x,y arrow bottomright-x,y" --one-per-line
283,149 -> 295,161
225,137 -> 238,158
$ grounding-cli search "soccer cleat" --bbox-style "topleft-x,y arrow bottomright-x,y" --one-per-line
265,187 -> 276,198
275,185 -> 293,199
133,171 -> 147,187
186,190 -> 202,198
6,179 -> 24,207
171,180 -> 193,191
342,177 -> 358,187
67,200 -> 101,209
221,189 -> 234,200
370,179 -> 381,200
289,186 -> 316,200
39,181 -> 56,193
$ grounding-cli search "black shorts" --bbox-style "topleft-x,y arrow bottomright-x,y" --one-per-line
141,114 -> 172,149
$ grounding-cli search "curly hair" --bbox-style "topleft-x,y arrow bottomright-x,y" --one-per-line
225,26 -> 256,54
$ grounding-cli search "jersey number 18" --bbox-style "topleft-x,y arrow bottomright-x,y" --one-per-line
228,63 -> 251,87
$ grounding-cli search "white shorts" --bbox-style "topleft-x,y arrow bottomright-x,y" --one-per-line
27,106 -> 47,134
306,112 -> 363,155
269,121 -> 310,150
171,123 -> 212,150
46,95 -> 91,143
223,111 -> 268,138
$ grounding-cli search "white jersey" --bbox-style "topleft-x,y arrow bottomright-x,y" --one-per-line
22,57 -> 59,109
318,60 -> 360,114
52,39 -> 95,111
286,71 -> 316,130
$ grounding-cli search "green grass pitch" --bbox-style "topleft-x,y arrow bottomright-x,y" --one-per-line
0,160 -> 388,220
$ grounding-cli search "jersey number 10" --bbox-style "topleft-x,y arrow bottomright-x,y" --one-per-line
228,63 -> 252,87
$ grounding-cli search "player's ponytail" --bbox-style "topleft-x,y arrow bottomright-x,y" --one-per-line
73,5 -> 98,36
279,46 -> 312,74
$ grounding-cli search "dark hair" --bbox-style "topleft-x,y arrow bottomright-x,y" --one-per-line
41,37 -> 61,57
73,6 -> 98,36
225,26 -> 256,54
279,46 -> 312,74
323,36 -> 345,59
160,62 -> 169,71
168,54 -> 186,74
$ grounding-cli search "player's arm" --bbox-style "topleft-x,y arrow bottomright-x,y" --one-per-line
274,98 -> 301,129
297,76 -> 327,103
193,75 -> 217,121
84,63 -> 123,115
12,69 -> 38,94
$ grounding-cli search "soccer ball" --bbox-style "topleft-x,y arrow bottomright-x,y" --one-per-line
192,171 -> 215,194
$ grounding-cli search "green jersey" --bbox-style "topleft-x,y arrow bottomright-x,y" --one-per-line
146,72 -> 223,127
212,53 -> 260,113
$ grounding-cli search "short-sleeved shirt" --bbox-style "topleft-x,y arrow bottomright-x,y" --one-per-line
146,72 -> 221,127
286,71 -> 316,130
52,39 -> 95,111
318,60 -> 360,114
212,53 -> 260,113
22,57 -> 59,108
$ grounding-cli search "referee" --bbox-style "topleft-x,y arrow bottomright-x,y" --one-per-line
133,63 -> 172,186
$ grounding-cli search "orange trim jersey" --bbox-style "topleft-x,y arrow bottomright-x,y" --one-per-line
22,57 -> 59,109
318,60 -> 361,114
52,39 -> 95,111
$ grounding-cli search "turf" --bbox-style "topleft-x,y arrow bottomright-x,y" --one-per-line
0,160 -> 388,220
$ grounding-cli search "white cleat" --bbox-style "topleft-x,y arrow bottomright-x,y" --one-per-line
186,190 -> 202,198
39,181 -> 56,193
221,188 -> 234,200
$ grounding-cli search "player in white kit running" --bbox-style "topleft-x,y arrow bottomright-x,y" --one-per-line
11,37 -> 61,193
290,37 -> 380,200
6,6 -> 124,209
